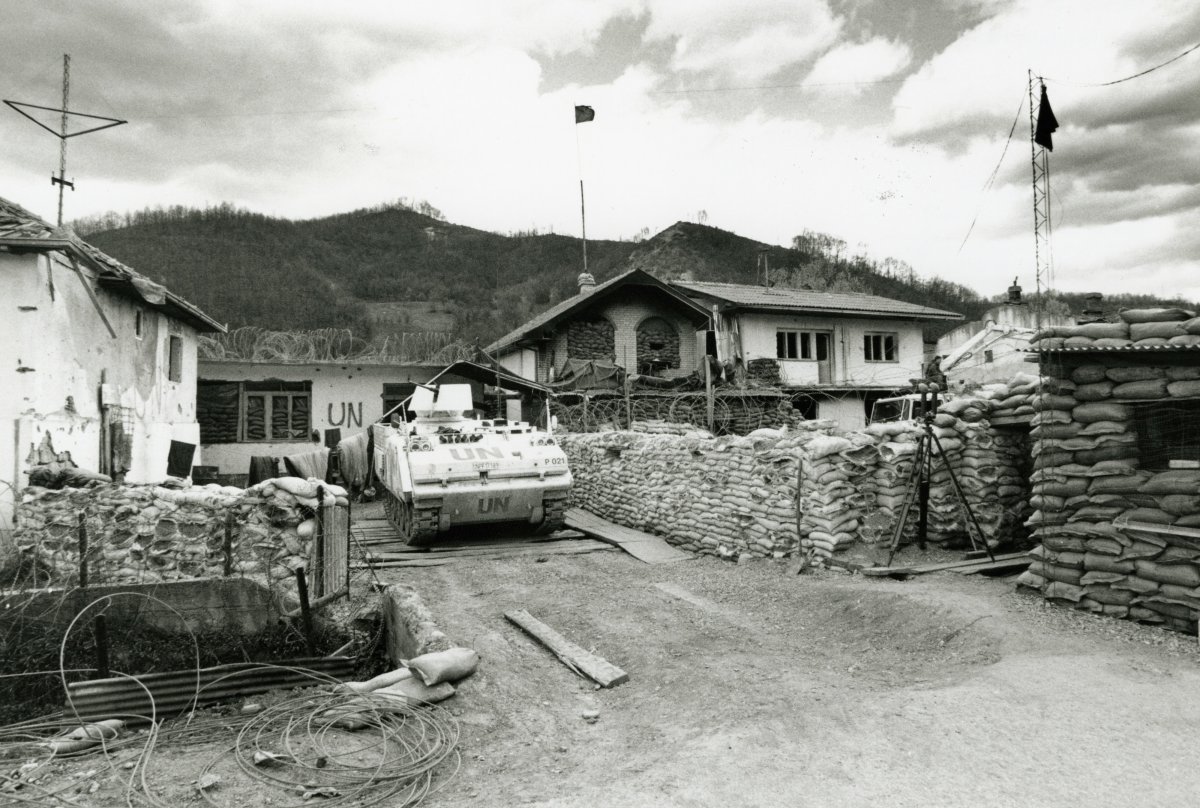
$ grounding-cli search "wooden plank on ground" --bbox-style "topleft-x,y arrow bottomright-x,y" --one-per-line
564,508 -> 692,564
360,543 -> 613,568
368,538 -> 611,560
951,556 -> 1032,576
504,609 -> 629,687
861,551 -> 1028,578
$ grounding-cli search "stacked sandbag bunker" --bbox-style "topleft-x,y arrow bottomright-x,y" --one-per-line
1021,306 -> 1200,633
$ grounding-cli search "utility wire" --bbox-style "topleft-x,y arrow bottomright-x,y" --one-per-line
957,92 -> 1026,253
1045,40 -> 1200,87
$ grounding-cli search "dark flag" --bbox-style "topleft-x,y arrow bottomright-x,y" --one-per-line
1034,85 -> 1059,151
574,105 -> 595,124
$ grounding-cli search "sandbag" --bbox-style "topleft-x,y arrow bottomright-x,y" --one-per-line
1110,379 -> 1167,399
1076,322 -> 1130,339
1071,366 -> 1109,384
1140,471 -> 1200,495
1121,507 -> 1174,525
405,647 -> 480,686
1073,401 -> 1130,423
1119,307 -> 1192,323
1089,473 -> 1151,494
1032,395 -> 1078,412
1134,560 -> 1200,588
1073,382 -> 1114,401
372,677 -> 456,706
1159,494 -> 1200,515
1075,445 -> 1139,465
1167,380 -> 1200,398
1078,420 -> 1128,436
1129,321 -> 1187,341
1105,366 -> 1164,383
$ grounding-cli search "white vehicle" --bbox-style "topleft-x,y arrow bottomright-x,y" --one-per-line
371,384 -> 572,544
869,392 -> 943,424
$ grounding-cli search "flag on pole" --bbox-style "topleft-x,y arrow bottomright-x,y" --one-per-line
1034,85 -> 1059,151
574,105 -> 595,124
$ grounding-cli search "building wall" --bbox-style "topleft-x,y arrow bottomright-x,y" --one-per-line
736,312 -> 925,387
938,304 -> 1073,389
197,360 -> 451,474
1,251 -> 201,536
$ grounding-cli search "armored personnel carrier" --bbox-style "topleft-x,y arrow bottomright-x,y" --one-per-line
371,384 -> 572,544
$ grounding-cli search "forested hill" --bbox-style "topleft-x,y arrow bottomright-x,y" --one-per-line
78,203 -> 1196,347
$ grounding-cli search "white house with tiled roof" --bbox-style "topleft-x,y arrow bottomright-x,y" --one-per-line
674,281 -> 962,428
0,195 -> 224,540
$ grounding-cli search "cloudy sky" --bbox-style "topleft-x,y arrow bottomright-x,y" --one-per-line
3,0 -> 1199,301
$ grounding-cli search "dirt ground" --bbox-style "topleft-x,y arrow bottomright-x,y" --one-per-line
382,545 -> 1200,808
11,535 -> 1200,807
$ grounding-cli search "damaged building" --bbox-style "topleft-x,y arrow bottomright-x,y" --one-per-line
0,196 -> 224,538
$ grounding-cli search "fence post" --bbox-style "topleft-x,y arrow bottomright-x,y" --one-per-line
93,615 -> 110,679
77,512 -> 88,590
294,566 -> 317,656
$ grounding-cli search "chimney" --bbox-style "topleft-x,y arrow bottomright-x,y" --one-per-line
577,272 -> 596,295
1006,277 -> 1022,305
1078,292 -> 1104,324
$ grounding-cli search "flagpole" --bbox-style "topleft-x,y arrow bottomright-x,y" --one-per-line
575,116 -> 588,274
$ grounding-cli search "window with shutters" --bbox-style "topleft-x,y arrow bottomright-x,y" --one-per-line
863,332 -> 898,362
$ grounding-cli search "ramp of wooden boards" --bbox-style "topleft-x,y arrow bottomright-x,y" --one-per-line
564,508 -> 693,564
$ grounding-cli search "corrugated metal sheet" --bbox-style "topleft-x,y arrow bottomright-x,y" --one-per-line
65,657 -> 356,723
1031,343 -> 1200,354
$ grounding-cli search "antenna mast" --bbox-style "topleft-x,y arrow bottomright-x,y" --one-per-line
4,53 -> 127,226
1028,70 -> 1053,317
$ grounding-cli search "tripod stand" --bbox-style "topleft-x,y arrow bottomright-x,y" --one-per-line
885,383 -> 997,567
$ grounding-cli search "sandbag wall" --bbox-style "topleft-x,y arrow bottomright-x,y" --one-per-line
560,426 -> 835,559
560,408 -> 1020,560
13,478 -> 349,607
1020,307 -> 1200,633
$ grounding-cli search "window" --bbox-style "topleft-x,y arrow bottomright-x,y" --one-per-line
776,330 -> 829,361
134,310 -> 144,339
167,335 -> 183,382
197,380 -> 313,443
1133,400 -> 1200,470
984,349 -> 994,363
243,382 -> 311,441
863,333 -> 898,362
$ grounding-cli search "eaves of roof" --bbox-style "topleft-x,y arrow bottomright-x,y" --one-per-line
486,268 -> 711,354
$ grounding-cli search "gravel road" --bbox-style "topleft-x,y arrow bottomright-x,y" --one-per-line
383,545 -> 1200,808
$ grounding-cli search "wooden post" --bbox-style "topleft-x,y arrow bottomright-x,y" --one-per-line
704,356 -> 715,432
294,567 -> 317,656
93,614 -> 110,679
222,513 -> 234,577
314,485 -> 326,597
624,377 -> 632,430
77,512 -> 88,589
582,394 -> 590,432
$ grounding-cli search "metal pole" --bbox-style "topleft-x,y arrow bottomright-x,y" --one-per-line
57,54 -> 70,226
579,179 -> 588,273
916,389 -> 930,550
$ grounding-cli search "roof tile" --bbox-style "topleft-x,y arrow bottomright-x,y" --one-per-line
673,280 -> 962,320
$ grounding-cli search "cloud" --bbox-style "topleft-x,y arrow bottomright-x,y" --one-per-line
803,37 -> 913,94
643,0 -> 842,82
